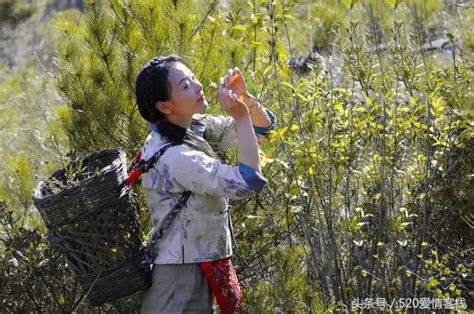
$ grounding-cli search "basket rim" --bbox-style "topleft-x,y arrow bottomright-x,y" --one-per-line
32,148 -> 126,202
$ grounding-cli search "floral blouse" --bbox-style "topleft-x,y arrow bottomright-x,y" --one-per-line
141,111 -> 275,264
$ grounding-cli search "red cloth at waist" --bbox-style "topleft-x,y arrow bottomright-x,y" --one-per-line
200,257 -> 244,314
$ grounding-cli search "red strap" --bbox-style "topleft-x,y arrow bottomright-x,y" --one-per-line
132,151 -> 142,163
126,168 -> 142,186
126,140 -> 172,186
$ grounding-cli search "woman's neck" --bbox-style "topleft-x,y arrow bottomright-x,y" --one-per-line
165,114 -> 193,129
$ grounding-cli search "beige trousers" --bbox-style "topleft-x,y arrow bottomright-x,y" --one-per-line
140,263 -> 213,314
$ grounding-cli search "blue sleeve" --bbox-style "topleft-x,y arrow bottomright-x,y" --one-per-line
238,162 -> 267,193
253,108 -> 276,136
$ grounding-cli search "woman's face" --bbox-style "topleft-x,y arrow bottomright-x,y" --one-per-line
158,62 -> 208,118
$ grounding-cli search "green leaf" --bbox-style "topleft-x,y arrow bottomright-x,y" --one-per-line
387,0 -> 403,9
251,14 -> 259,24
281,81 -> 294,90
341,0 -> 359,9
58,295 -> 65,305
290,124 -> 299,131
427,277 -> 439,290
233,25 -> 246,32
334,101 -> 344,113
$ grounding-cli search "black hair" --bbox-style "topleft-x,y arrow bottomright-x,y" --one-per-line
135,55 -> 183,123
135,55 -> 219,159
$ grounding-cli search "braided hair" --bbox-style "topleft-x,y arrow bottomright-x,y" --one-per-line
136,55 -> 183,123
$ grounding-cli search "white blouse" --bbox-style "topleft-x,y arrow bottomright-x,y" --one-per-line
141,114 -> 269,264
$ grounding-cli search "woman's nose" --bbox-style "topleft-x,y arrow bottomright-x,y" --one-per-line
194,81 -> 203,93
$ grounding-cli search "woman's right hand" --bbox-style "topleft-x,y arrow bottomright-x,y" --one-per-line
216,87 -> 249,121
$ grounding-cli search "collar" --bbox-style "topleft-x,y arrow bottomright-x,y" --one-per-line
148,120 -> 206,138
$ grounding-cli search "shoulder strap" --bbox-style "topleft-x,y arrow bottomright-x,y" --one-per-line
140,190 -> 192,268
126,142 -> 177,185
126,143 -> 192,268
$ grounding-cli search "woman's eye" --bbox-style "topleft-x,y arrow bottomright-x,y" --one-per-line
183,83 -> 189,89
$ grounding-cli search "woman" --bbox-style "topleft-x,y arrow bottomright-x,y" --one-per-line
136,55 -> 275,313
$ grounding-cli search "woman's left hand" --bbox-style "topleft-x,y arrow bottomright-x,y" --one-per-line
220,68 -> 251,99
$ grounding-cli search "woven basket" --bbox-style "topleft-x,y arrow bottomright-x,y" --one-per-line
76,252 -> 150,306
33,148 -> 151,306
32,149 -> 129,228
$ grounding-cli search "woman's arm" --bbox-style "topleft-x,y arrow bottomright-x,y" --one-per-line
234,114 -> 261,172
152,89 -> 266,198
197,107 -> 275,151
217,88 -> 261,172
152,144 -> 266,199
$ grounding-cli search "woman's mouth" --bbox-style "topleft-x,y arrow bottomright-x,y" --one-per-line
198,95 -> 205,102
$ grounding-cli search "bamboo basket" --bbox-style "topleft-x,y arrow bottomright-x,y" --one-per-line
32,148 -> 151,306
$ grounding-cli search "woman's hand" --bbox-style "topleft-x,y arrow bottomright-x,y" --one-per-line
216,87 -> 249,121
220,68 -> 251,99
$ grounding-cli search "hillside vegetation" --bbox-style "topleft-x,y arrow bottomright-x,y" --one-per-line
1,0 -> 472,312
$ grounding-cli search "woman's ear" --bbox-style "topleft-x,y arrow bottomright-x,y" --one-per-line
155,101 -> 172,115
